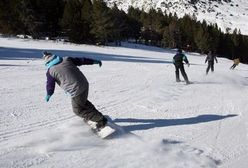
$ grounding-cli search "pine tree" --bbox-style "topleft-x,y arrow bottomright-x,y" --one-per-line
37,0 -> 64,37
218,33 -> 233,59
162,20 -> 182,48
207,23 -> 221,52
230,28 -> 243,60
179,15 -> 197,51
127,6 -> 142,42
110,4 -> 129,45
91,0 -> 114,45
80,0 -> 94,42
0,0 -> 24,34
194,21 -> 210,53
18,0 -> 41,38
61,0 -> 92,43
240,36 -> 248,63
62,0 -> 82,42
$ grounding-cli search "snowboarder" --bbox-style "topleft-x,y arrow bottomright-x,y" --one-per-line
173,49 -> 191,84
230,57 -> 240,70
43,51 -> 108,130
205,50 -> 218,74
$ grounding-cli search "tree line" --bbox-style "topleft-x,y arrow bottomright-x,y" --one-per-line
0,0 -> 247,62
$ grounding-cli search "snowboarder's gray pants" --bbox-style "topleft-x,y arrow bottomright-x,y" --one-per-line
71,89 -> 106,123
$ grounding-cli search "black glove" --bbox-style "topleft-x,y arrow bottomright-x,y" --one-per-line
94,60 -> 102,67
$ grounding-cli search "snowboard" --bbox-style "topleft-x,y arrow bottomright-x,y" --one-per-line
85,120 -> 116,139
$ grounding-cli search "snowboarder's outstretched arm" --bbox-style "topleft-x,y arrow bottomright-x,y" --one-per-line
68,57 -> 102,67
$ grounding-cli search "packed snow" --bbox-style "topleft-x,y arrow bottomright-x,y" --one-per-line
0,37 -> 248,168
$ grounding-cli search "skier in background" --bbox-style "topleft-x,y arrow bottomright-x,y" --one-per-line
230,57 -> 240,70
205,50 -> 218,75
43,51 -> 108,130
173,49 -> 191,84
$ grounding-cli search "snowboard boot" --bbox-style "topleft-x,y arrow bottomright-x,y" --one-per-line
85,119 -> 97,129
96,117 -> 108,130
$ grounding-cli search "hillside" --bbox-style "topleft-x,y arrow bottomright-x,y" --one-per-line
105,0 -> 248,35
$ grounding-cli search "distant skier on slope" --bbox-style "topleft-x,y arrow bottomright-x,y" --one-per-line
230,57 -> 240,70
173,48 -> 191,84
205,50 -> 218,75
43,51 -> 108,130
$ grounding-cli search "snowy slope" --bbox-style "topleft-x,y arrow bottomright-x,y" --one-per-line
105,0 -> 248,35
0,37 -> 248,168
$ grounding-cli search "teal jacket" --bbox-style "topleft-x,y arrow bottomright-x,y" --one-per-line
173,53 -> 189,66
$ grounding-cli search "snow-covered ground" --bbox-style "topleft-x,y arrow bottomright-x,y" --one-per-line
0,37 -> 248,168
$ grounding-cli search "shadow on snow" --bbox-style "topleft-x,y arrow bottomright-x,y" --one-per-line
114,114 -> 238,132
0,47 -> 172,64
0,64 -> 28,67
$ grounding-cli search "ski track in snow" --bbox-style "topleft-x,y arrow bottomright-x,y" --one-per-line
0,38 -> 248,167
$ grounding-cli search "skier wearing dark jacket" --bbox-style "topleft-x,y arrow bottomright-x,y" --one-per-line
205,51 -> 218,74
43,51 -> 107,129
173,49 -> 190,84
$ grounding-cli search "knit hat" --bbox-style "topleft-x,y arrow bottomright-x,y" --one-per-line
42,51 -> 53,63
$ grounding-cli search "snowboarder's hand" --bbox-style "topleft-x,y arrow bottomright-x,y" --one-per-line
94,60 -> 102,67
187,63 -> 190,67
45,95 -> 51,102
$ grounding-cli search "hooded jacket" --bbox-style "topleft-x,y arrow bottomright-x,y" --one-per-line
46,56 -> 96,97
